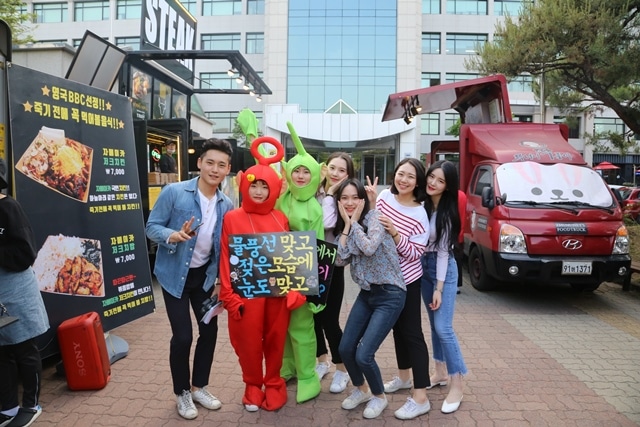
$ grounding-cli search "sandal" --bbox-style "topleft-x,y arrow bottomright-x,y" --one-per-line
426,377 -> 448,389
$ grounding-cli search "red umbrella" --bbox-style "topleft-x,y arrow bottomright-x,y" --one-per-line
593,161 -> 620,170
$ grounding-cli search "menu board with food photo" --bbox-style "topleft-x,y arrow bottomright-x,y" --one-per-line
7,64 -> 155,357
33,234 -> 105,297
16,126 -> 93,202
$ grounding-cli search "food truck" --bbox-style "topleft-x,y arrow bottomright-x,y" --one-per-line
382,75 -> 630,292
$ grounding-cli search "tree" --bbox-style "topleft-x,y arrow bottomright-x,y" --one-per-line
0,0 -> 36,45
231,120 -> 262,147
465,0 -> 640,136
447,118 -> 461,136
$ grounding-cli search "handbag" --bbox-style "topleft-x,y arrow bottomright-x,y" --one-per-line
0,301 -> 19,329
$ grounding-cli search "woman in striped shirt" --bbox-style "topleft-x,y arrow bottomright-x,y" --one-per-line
368,158 -> 433,420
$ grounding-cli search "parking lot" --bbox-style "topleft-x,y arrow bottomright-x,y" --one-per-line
35,271 -> 640,426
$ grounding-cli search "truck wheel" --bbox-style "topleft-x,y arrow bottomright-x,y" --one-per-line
570,283 -> 600,292
468,246 -> 495,291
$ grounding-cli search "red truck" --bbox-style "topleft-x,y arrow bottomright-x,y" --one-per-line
382,75 -> 630,291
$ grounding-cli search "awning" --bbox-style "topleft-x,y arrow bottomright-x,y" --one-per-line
125,50 -> 271,97
593,161 -> 620,170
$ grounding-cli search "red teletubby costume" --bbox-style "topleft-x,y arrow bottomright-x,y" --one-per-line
219,136 -> 306,411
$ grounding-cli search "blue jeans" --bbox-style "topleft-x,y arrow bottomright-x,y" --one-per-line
421,253 -> 468,376
339,284 -> 406,395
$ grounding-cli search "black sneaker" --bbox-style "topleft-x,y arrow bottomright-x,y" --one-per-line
0,412 -> 15,427
6,406 -> 41,427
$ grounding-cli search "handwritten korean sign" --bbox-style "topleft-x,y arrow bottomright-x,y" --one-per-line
228,231 -> 319,298
307,239 -> 337,305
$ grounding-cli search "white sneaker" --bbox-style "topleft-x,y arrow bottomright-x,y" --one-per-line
330,370 -> 350,393
394,397 -> 431,420
363,395 -> 388,419
192,387 -> 222,410
315,361 -> 331,380
383,376 -> 412,393
176,390 -> 198,420
341,388 -> 372,410
244,404 -> 259,412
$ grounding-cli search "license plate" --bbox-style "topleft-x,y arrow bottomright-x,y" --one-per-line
561,261 -> 592,275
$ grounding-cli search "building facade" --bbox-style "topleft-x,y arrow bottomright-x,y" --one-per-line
17,0 -> 632,183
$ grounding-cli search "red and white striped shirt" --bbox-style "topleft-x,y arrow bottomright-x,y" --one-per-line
376,189 -> 429,284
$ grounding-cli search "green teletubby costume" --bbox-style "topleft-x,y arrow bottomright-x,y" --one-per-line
277,121 -> 324,403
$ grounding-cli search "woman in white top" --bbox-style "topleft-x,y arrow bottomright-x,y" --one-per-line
421,160 -> 467,414
314,152 -> 355,393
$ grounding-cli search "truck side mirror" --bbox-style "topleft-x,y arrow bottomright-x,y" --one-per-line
481,186 -> 495,210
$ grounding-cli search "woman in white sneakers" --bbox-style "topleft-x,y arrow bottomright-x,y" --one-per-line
314,152 -> 354,393
334,178 -> 405,419
369,158 -> 433,420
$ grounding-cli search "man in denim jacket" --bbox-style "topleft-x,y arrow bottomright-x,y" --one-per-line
146,138 -> 233,420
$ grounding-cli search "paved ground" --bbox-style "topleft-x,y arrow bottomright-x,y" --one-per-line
35,270 -> 640,426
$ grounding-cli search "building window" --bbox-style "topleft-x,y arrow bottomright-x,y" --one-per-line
116,36 -> 141,50
206,112 -> 236,133
494,0 -> 530,16
446,33 -> 488,55
514,115 -> 533,123
247,0 -> 264,15
422,0 -> 441,14
201,33 -> 241,50
422,72 -> 441,87
202,0 -> 241,16
74,1 -> 109,21
181,0 -> 197,15
507,74 -> 532,92
37,39 -> 67,44
246,33 -> 264,54
199,72 -> 234,90
116,0 -> 141,19
33,3 -> 67,23
554,116 -> 581,139
593,117 -> 625,135
421,33 -> 440,54
421,113 -> 440,135
446,0 -> 488,15
287,3 -> 397,114
445,73 -> 480,83
445,113 -> 459,134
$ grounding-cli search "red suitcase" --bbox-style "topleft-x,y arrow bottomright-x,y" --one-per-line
57,312 -> 111,390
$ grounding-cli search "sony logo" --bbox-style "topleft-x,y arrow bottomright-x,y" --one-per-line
73,342 -> 87,377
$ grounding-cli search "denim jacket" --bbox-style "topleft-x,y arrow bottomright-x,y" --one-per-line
145,177 -> 233,298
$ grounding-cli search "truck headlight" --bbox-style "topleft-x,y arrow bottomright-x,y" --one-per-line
499,224 -> 527,254
613,225 -> 630,255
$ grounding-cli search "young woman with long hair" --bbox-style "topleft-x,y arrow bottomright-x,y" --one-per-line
368,158 -> 433,420
333,178 -> 405,419
314,152 -> 355,393
421,159 -> 467,414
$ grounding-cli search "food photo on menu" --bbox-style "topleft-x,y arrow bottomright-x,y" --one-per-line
16,126 -> 93,203
32,234 -> 105,297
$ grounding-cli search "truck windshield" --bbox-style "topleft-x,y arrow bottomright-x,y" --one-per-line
496,161 -> 614,208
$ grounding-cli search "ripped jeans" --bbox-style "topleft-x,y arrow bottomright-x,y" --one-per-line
420,253 -> 468,376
